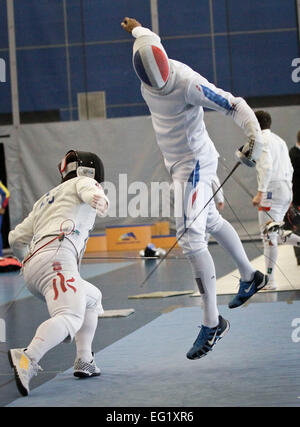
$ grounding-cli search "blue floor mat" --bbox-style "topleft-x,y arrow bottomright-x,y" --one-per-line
7,301 -> 300,407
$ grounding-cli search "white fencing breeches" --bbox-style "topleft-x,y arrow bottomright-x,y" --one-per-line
172,158 -> 224,257
22,239 -> 103,362
172,158 -> 254,280
258,181 -> 292,229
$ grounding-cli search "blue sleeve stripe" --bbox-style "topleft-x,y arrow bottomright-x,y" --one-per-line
201,85 -> 232,112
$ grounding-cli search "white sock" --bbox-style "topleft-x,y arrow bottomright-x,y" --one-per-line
210,219 -> 255,282
264,241 -> 278,283
75,308 -> 98,362
188,249 -> 219,328
25,316 -> 69,363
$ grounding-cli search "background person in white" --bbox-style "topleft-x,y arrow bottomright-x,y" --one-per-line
8,150 -> 109,396
121,17 -> 268,360
252,111 -> 300,290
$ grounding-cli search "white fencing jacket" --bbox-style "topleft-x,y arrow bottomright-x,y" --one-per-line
255,129 -> 294,192
133,26 -> 263,173
9,176 -> 109,262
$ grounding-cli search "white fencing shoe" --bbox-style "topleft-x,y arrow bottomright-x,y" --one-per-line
8,348 -> 43,396
73,356 -> 101,378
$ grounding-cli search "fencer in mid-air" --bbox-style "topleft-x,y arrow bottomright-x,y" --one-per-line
8,150 -> 108,396
252,111 -> 300,290
121,17 -> 268,360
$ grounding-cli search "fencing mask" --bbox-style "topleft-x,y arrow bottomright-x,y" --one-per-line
133,34 -> 170,90
58,150 -> 104,184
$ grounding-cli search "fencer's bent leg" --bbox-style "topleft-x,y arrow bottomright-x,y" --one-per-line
25,280 -> 87,363
22,246 -> 88,364
263,232 -> 278,283
208,218 -> 255,282
258,182 -> 295,285
188,248 -> 219,327
25,317 -> 70,363
27,278 -> 104,365
75,309 -> 98,362
75,280 -> 103,362
174,161 -> 219,328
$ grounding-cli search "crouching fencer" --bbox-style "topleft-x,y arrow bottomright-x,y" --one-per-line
121,17 -> 268,360
8,150 -> 109,396
252,111 -> 300,290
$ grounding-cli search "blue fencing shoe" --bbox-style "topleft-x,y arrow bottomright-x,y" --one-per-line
186,315 -> 230,360
228,270 -> 268,309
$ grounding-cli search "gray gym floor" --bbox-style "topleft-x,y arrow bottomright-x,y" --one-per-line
1,242 -> 300,407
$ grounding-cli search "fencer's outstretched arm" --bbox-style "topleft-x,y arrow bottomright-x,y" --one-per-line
121,17 -> 141,33
185,76 -> 263,163
121,17 -> 161,42
122,19 -> 263,164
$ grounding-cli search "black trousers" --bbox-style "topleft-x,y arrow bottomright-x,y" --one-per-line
294,240 -> 300,264
284,204 -> 300,264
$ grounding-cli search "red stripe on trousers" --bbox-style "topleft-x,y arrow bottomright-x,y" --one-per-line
66,278 -> 76,293
53,279 -> 59,300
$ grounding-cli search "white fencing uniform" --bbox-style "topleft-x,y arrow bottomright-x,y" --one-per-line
205,175 -> 224,242
9,176 -> 108,363
255,129 -> 300,286
132,26 -> 262,327
257,129 -> 293,208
